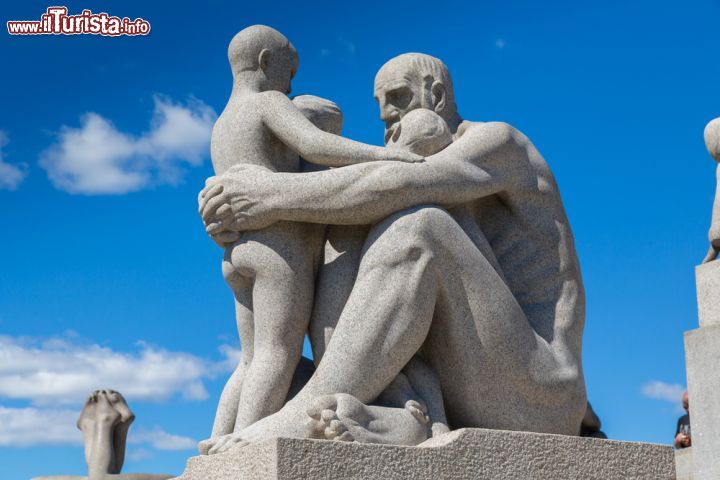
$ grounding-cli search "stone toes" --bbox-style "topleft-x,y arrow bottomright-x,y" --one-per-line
321,408 -> 338,423
406,400 -> 427,413
406,400 -> 430,424
324,419 -> 348,439
208,437 -> 230,455
198,438 -> 214,455
307,395 -> 340,420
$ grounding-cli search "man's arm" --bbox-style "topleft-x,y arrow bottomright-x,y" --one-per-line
269,122 -> 531,225
260,91 -> 421,166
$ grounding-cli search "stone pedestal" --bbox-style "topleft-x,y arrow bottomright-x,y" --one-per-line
684,325 -> 720,480
175,428 -> 675,480
696,262 -> 720,327
674,447 -> 694,480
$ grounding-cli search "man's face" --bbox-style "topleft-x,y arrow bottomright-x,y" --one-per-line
374,69 -> 427,142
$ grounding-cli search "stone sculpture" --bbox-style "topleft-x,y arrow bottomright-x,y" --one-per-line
78,390 -> 135,477
33,390 -> 171,480
703,117 -> 720,262
204,26 -> 422,448
197,25 -> 588,454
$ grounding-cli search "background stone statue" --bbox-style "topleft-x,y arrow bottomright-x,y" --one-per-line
33,390 -> 172,480
199,29 -> 588,453
703,117 -> 720,262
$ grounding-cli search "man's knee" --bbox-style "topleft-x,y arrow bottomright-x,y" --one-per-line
364,206 -> 457,265
379,206 -> 456,245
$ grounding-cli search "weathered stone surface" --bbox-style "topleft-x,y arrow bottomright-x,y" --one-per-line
176,429 -> 674,480
695,262 -> 720,327
675,447 -> 694,480
684,325 -> 720,480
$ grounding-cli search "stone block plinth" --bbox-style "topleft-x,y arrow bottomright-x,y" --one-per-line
685,325 -> 720,480
175,428 -> 675,480
674,447 -> 693,480
695,262 -> 720,327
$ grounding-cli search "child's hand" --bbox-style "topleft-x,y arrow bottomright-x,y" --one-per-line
384,149 -> 424,163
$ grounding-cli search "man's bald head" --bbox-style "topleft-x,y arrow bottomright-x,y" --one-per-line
682,391 -> 689,412
227,25 -> 298,93
374,53 -> 458,136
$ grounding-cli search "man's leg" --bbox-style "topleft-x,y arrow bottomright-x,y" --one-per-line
222,206 -> 582,448
309,224 -> 368,364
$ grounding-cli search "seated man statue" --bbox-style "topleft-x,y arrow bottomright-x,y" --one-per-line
199,50 -> 588,452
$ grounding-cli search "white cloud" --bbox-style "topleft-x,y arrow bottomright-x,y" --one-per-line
130,426 -> 196,450
0,335 -> 238,448
0,131 -> 28,190
126,448 -> 154,461
641,380 -> 685,404
0,335 -> 240,406
0,405 -> 80,447
40,96 -> 215,195
217,344 -> 242,371
0,405 -> 196,450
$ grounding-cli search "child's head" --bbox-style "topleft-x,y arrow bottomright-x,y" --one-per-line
228,25 -> 298,94
293,95 -> 343,135
386,108 -> 452,156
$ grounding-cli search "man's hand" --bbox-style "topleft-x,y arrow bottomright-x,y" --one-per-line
674,433 -> 691,448
198,165 -> 280,235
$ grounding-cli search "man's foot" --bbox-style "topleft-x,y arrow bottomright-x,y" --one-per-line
207,394 -> 431,454
204,405 -> 310,454
306,393 -> 429,446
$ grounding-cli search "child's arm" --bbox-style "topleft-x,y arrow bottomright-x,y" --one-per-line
259,91 -> 422,166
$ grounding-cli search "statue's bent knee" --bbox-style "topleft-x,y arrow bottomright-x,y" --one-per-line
365,206 -> 455,266
379,206 -> 456,243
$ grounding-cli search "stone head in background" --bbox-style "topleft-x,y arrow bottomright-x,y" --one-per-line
703,118 -> 720,262
292,94 -> 343,136
33,390 -> 172,480
77,390 -> 135,477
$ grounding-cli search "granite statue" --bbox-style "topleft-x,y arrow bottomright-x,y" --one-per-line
198,25 -> 588,454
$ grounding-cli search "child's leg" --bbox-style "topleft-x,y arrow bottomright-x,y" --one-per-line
211,254 -> 255,438
233,227 -> 318,431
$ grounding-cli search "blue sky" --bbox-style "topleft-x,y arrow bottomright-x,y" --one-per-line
1,0 -> 718,478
